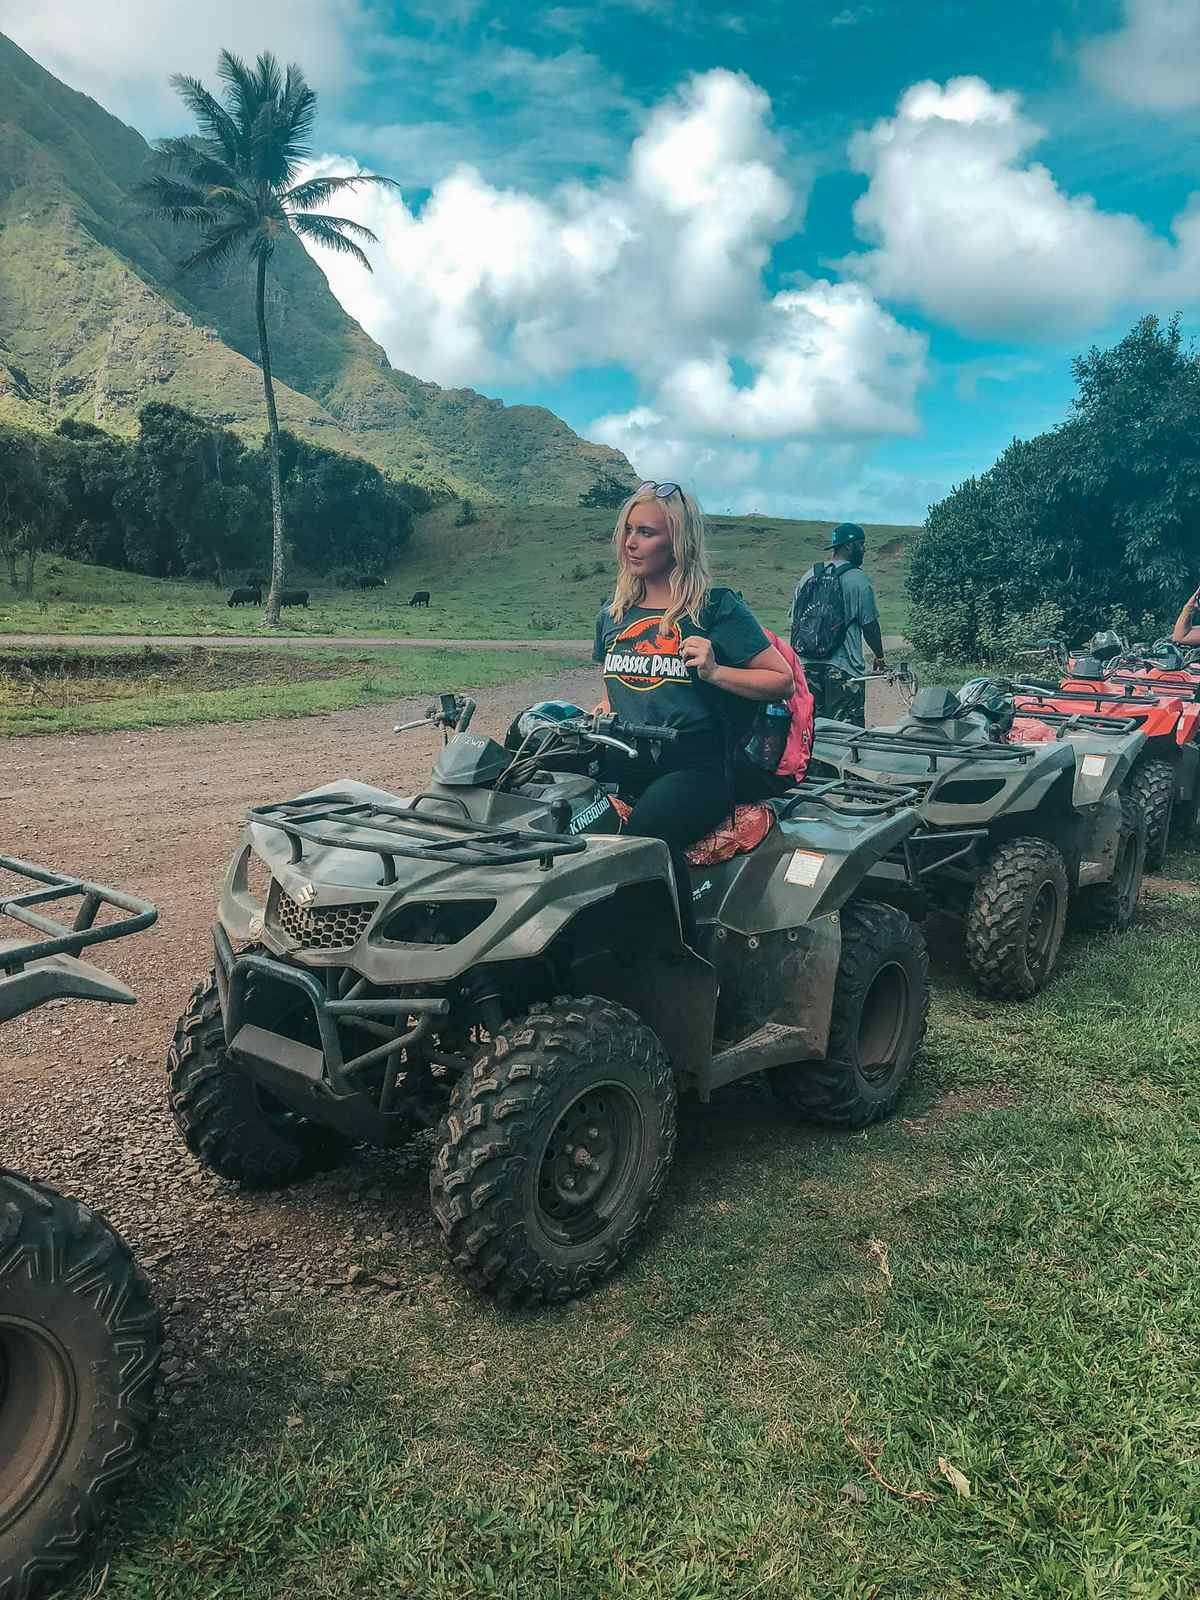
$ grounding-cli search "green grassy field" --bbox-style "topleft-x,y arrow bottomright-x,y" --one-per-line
61,876 -> 1200,1599
0,644 -> 584,736
0,507 -> 917,642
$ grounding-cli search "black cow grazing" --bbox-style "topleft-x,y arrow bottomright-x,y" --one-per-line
356,574 -> 387,590
228,585 -> 262,607
409,590 -> 431,608
279,589 -> 309,609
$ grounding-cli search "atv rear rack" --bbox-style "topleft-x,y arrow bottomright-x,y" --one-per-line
778,774 -> 920,817
814,726 -> 1034,771
0,854 -> 158,976
248,792 -> 587,881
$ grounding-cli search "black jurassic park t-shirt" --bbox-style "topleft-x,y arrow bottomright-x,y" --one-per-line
592,589 -> 769,761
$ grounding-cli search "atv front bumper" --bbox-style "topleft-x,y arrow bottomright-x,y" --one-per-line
213,924 -> 449,1129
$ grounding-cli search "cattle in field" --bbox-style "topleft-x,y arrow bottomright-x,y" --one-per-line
409,590 -> 431,608
356,574 -> 387,590
279,589 -> 309,609
228,585 -> 262,607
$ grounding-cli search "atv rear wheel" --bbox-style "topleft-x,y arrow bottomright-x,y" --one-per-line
1128,758 -> 1175,871
0,1173 -> 160,1600
167,977 -> 348,1186
430,995 -> 676,1306
965,837 -> 1068,1000
770,900 -> 929,1127
1074,793 -> 1145,932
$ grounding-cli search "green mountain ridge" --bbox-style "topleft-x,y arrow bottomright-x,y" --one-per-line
0,31 -> 637,503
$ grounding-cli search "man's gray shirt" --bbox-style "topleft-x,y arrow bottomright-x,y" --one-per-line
792,560 -> 879,676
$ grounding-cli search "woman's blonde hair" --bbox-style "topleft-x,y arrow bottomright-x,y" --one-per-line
608,485 -> 712,629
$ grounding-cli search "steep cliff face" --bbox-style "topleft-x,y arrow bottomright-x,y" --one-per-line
0,32 -> 637,502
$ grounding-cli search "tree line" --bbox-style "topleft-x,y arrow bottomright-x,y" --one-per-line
908,315 -> 1200,662
0,402 -> 430,592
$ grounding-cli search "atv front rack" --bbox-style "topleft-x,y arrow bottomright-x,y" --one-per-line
1011,706 -> 1141,737
814,726 -> 1034,771
248,793 -> 587,881
0,855 -> 158,976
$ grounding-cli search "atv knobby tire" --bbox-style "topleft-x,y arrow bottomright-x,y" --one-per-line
965,837 -> 1068,1000
167,977 -> 347,1186
0,1173 -> 160,1600
770,900 -> 929,1127
1128,758 -> 1175,871
1074,793 -> 1145,932
431,995 -> 676,1306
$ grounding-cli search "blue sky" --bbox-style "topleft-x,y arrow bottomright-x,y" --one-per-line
7,0 -> 1200,524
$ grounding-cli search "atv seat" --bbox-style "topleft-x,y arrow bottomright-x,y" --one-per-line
609,799 -> 776,865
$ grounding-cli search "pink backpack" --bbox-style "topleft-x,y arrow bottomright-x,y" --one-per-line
763,627 -> 814,781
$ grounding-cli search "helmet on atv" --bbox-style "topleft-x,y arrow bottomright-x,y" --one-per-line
504,701 -> 587,751
1088,630 -> 1124,662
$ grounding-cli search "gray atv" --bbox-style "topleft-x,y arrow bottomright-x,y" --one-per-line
810,682 -> 1148,1000
0,858 -> 160,1600
167,695 -> 931,1306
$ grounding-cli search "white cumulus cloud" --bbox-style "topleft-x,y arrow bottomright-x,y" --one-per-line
302,70 -> 928,507
839,75 -> 1198,339
0,0 -> 382,128
1081,0 -> 1200,113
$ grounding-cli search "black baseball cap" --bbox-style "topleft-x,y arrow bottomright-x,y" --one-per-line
826,522 -> 866,549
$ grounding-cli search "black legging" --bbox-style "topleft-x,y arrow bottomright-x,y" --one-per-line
621,765 -> 733,947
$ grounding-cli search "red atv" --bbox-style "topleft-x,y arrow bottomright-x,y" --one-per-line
1013,635 -> 1200,869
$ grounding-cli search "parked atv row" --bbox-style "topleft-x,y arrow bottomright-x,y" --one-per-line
811,678 -> 1148,999
0,858 -> 160,1600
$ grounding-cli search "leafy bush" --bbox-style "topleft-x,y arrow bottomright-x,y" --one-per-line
908,316 -> 1200,661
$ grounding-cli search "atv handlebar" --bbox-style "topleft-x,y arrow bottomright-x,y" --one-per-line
394,694 -> 478,736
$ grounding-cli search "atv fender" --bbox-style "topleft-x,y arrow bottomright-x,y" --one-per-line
1070,730 -> 1146,810
1075,792 -> 1124,887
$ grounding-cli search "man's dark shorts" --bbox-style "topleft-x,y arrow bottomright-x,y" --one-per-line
804,662 -> 866,727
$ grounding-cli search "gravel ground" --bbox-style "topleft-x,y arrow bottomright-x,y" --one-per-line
1,666 -> 905,1380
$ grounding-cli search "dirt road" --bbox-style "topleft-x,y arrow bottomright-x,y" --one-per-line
0,666 -> 907,1349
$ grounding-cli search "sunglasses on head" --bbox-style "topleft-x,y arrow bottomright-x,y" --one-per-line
636,480 -> 682,501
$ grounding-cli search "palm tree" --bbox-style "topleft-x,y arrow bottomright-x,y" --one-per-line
139,51 -> 396,624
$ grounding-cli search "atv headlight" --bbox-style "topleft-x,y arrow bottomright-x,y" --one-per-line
382,900 -> 496,945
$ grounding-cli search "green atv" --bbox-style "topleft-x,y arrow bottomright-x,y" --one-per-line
168,695 -> 931,1306
810,682 -> 1148,1000
0,858 -> 160,1600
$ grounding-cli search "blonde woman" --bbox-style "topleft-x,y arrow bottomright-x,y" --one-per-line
593,481 -> 793,945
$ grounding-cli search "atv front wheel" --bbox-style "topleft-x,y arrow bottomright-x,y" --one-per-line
965,837 -> 1068,1000
0,1173 -> 160,1600
770,900 -> 929,1127
1128,758 -> 1175,871
1074,793 -> 1145,932
431,996 -> 676,1305
167,977 -> 348,1186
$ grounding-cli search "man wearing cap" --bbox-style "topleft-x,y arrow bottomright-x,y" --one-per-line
790,522 -> 886,725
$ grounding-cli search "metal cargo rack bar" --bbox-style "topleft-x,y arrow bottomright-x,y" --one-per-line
0,854 -> 158,976
895,828 -> 988,881
814,726 -> 1033,771
778,774 -> 921,817
248,792 -> 587,881
1031,685 -> 1158,706
1011,707 -> 1140,737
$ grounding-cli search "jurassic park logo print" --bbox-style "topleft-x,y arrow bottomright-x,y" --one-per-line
604,615 -> 689,692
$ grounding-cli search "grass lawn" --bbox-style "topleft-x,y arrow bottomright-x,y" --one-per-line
63,884 -> 1200,1598
0,644 -> 585,736
0,506 -> 917,643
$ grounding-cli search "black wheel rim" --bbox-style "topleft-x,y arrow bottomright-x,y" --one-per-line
856,961 -> 910,1082
0,1317 -> 76,1536
534,1082 -> 645,1247
1026,880 -> 1060,974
